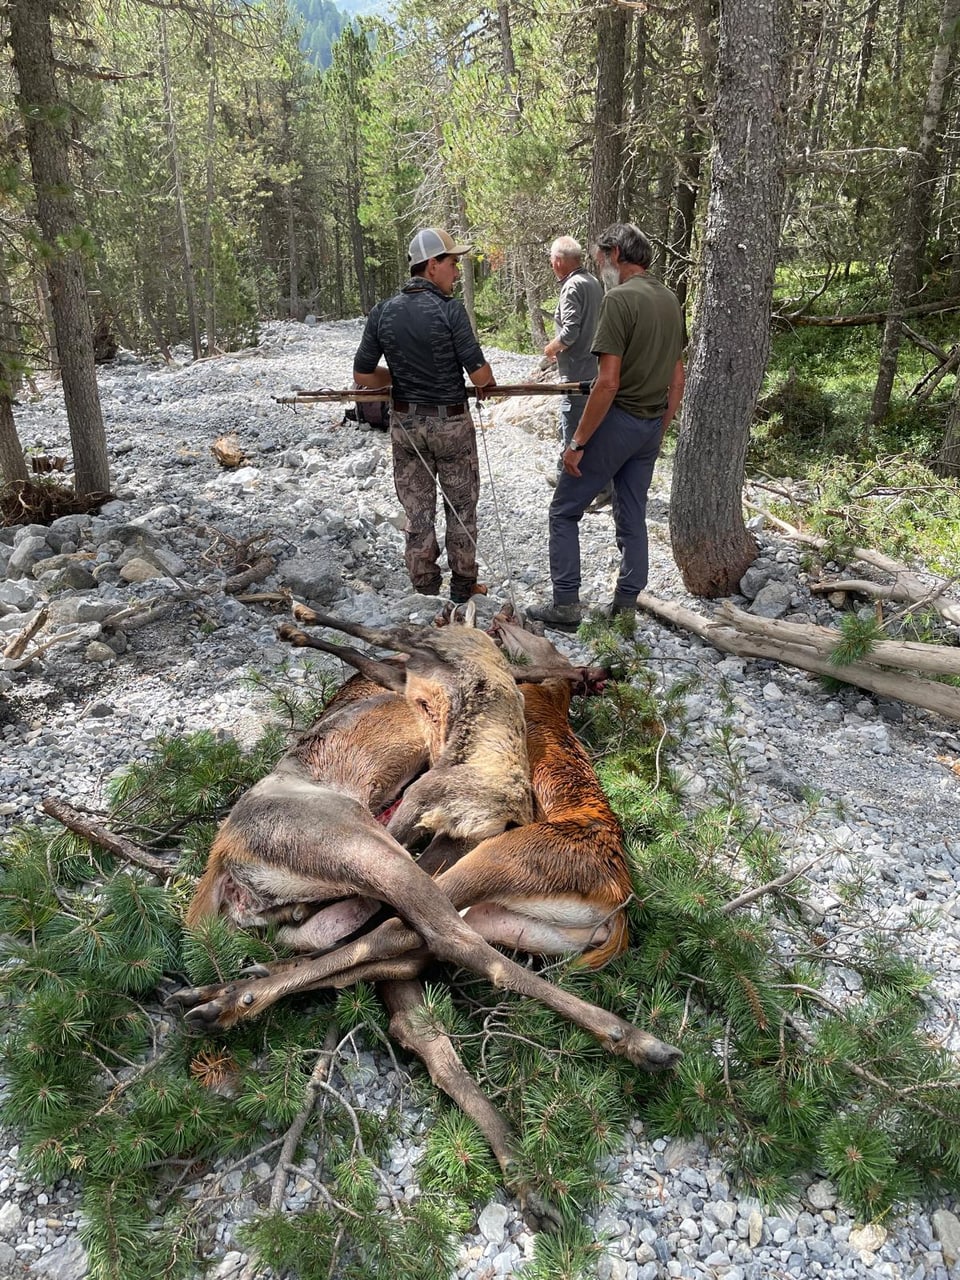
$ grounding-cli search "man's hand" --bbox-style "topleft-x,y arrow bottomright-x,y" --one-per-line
543,339 -> 563,360
562,445 -> 583,477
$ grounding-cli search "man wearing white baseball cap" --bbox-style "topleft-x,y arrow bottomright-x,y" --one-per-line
353,228 -> 496,602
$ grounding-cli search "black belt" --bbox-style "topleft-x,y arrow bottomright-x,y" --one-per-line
392,400 -> 467,418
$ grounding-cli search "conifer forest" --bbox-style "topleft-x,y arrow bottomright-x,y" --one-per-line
4,0 -> 960,584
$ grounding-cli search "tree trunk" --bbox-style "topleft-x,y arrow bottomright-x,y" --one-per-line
868,0 -> 960,425
619,11 -> 645,217
202,11 -> 219,352
0,396 -> 28,488
666,113 -> 704,311
935,382 -> 960,476
9,0 -> 109,497
496,0 -> 521,125
0,256 -> 28,486
452,194 -> 477,334
669,0 -> 787,598
160,12 -> 202,360
853,0 -> 881,114
521,254 -> 548,350
588,2 -> 629,239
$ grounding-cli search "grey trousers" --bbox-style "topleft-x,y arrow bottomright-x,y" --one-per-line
548,404 -> 663,603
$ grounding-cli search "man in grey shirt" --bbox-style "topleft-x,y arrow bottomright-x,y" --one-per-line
543,237 -> 603,477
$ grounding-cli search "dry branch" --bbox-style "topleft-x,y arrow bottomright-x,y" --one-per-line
2,606 -> 48,659
749,508 -> 960,626
224,555 -> 276,594
40,799 -> 174,876
637,593 -> 960,721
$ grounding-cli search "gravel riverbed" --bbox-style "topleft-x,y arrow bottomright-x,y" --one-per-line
0,318 -> 958,1279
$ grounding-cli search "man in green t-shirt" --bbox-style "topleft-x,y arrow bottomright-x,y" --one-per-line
528,223 -> 685,631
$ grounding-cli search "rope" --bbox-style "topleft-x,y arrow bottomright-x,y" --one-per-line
474,396 -> 518,610
390,400 -> 518,608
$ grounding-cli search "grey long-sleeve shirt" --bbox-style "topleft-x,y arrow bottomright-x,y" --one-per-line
554,267 -> 603,383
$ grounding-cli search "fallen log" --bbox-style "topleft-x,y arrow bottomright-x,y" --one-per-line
637,593 -> 960,722
224,554 -> 276,594
716,601 -> 960,677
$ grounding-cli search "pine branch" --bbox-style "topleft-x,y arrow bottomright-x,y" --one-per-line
783,1011 -> 960,1124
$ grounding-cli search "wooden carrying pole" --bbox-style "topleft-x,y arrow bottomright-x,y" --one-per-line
274,382 -> 592,406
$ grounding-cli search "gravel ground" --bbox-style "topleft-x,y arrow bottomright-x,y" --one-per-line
0,318 -> 959,1279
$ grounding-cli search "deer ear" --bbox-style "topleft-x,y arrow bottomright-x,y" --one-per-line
461,598 -> 478,628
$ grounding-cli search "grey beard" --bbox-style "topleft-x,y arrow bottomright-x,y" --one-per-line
600,265 -> 621,290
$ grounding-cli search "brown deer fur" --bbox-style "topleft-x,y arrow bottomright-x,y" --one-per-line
173,612 -> 678,1073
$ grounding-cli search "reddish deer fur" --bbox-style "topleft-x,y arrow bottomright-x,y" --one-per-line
440,679 -> 631,970
173,611 -> 678,1075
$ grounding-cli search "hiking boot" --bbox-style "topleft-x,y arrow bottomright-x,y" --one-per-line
526,601 -> 582,632
604,594 -> 637,627
414,577 -> 443,597
450,581 -> 488,605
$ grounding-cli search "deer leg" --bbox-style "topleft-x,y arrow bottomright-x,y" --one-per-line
169,842 -> 680,1071
274,896 -> 382,950
277,625 -> 407,692
378,978 -> 562,1233
289,606 -> 407,651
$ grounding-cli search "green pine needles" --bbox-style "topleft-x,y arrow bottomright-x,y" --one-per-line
1,640 -> 958,1280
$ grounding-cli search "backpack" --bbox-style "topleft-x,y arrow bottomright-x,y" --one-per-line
343,398 -> 390,431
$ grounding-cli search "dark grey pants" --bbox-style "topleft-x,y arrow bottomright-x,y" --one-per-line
547,404 -> 663,604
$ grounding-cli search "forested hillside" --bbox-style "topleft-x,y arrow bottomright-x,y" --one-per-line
2,0 -> 959,584
288,0 -> 350,69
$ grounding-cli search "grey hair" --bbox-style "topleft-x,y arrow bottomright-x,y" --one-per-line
550,236 -> 583,261
594,223 -> 653,269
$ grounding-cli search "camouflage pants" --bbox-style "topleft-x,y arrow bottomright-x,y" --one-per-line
390,409 -> 480,593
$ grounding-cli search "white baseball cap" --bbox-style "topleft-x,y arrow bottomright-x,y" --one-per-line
408,227 -> 472,264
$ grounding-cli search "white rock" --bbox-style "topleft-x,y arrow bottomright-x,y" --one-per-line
476,1201 -> 510,1245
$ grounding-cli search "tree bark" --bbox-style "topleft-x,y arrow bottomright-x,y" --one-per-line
669,0 -> 787,597
935,382 -> 960,476
868,0 -> 960,424
9,0 -> 110,497
159,12 -> 202,361
588,2 -> 629,239
0,258 -> 28,486
0,395 -> 28,488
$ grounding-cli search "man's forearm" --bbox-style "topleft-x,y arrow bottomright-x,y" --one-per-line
353,366 -> 392,389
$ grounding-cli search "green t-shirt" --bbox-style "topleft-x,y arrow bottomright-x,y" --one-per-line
591,274 -> 684,418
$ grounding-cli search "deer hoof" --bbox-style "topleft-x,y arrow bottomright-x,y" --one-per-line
163,984 -> 218,1012
183,998 -> 233,1030
520,1188 -> 563,1234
